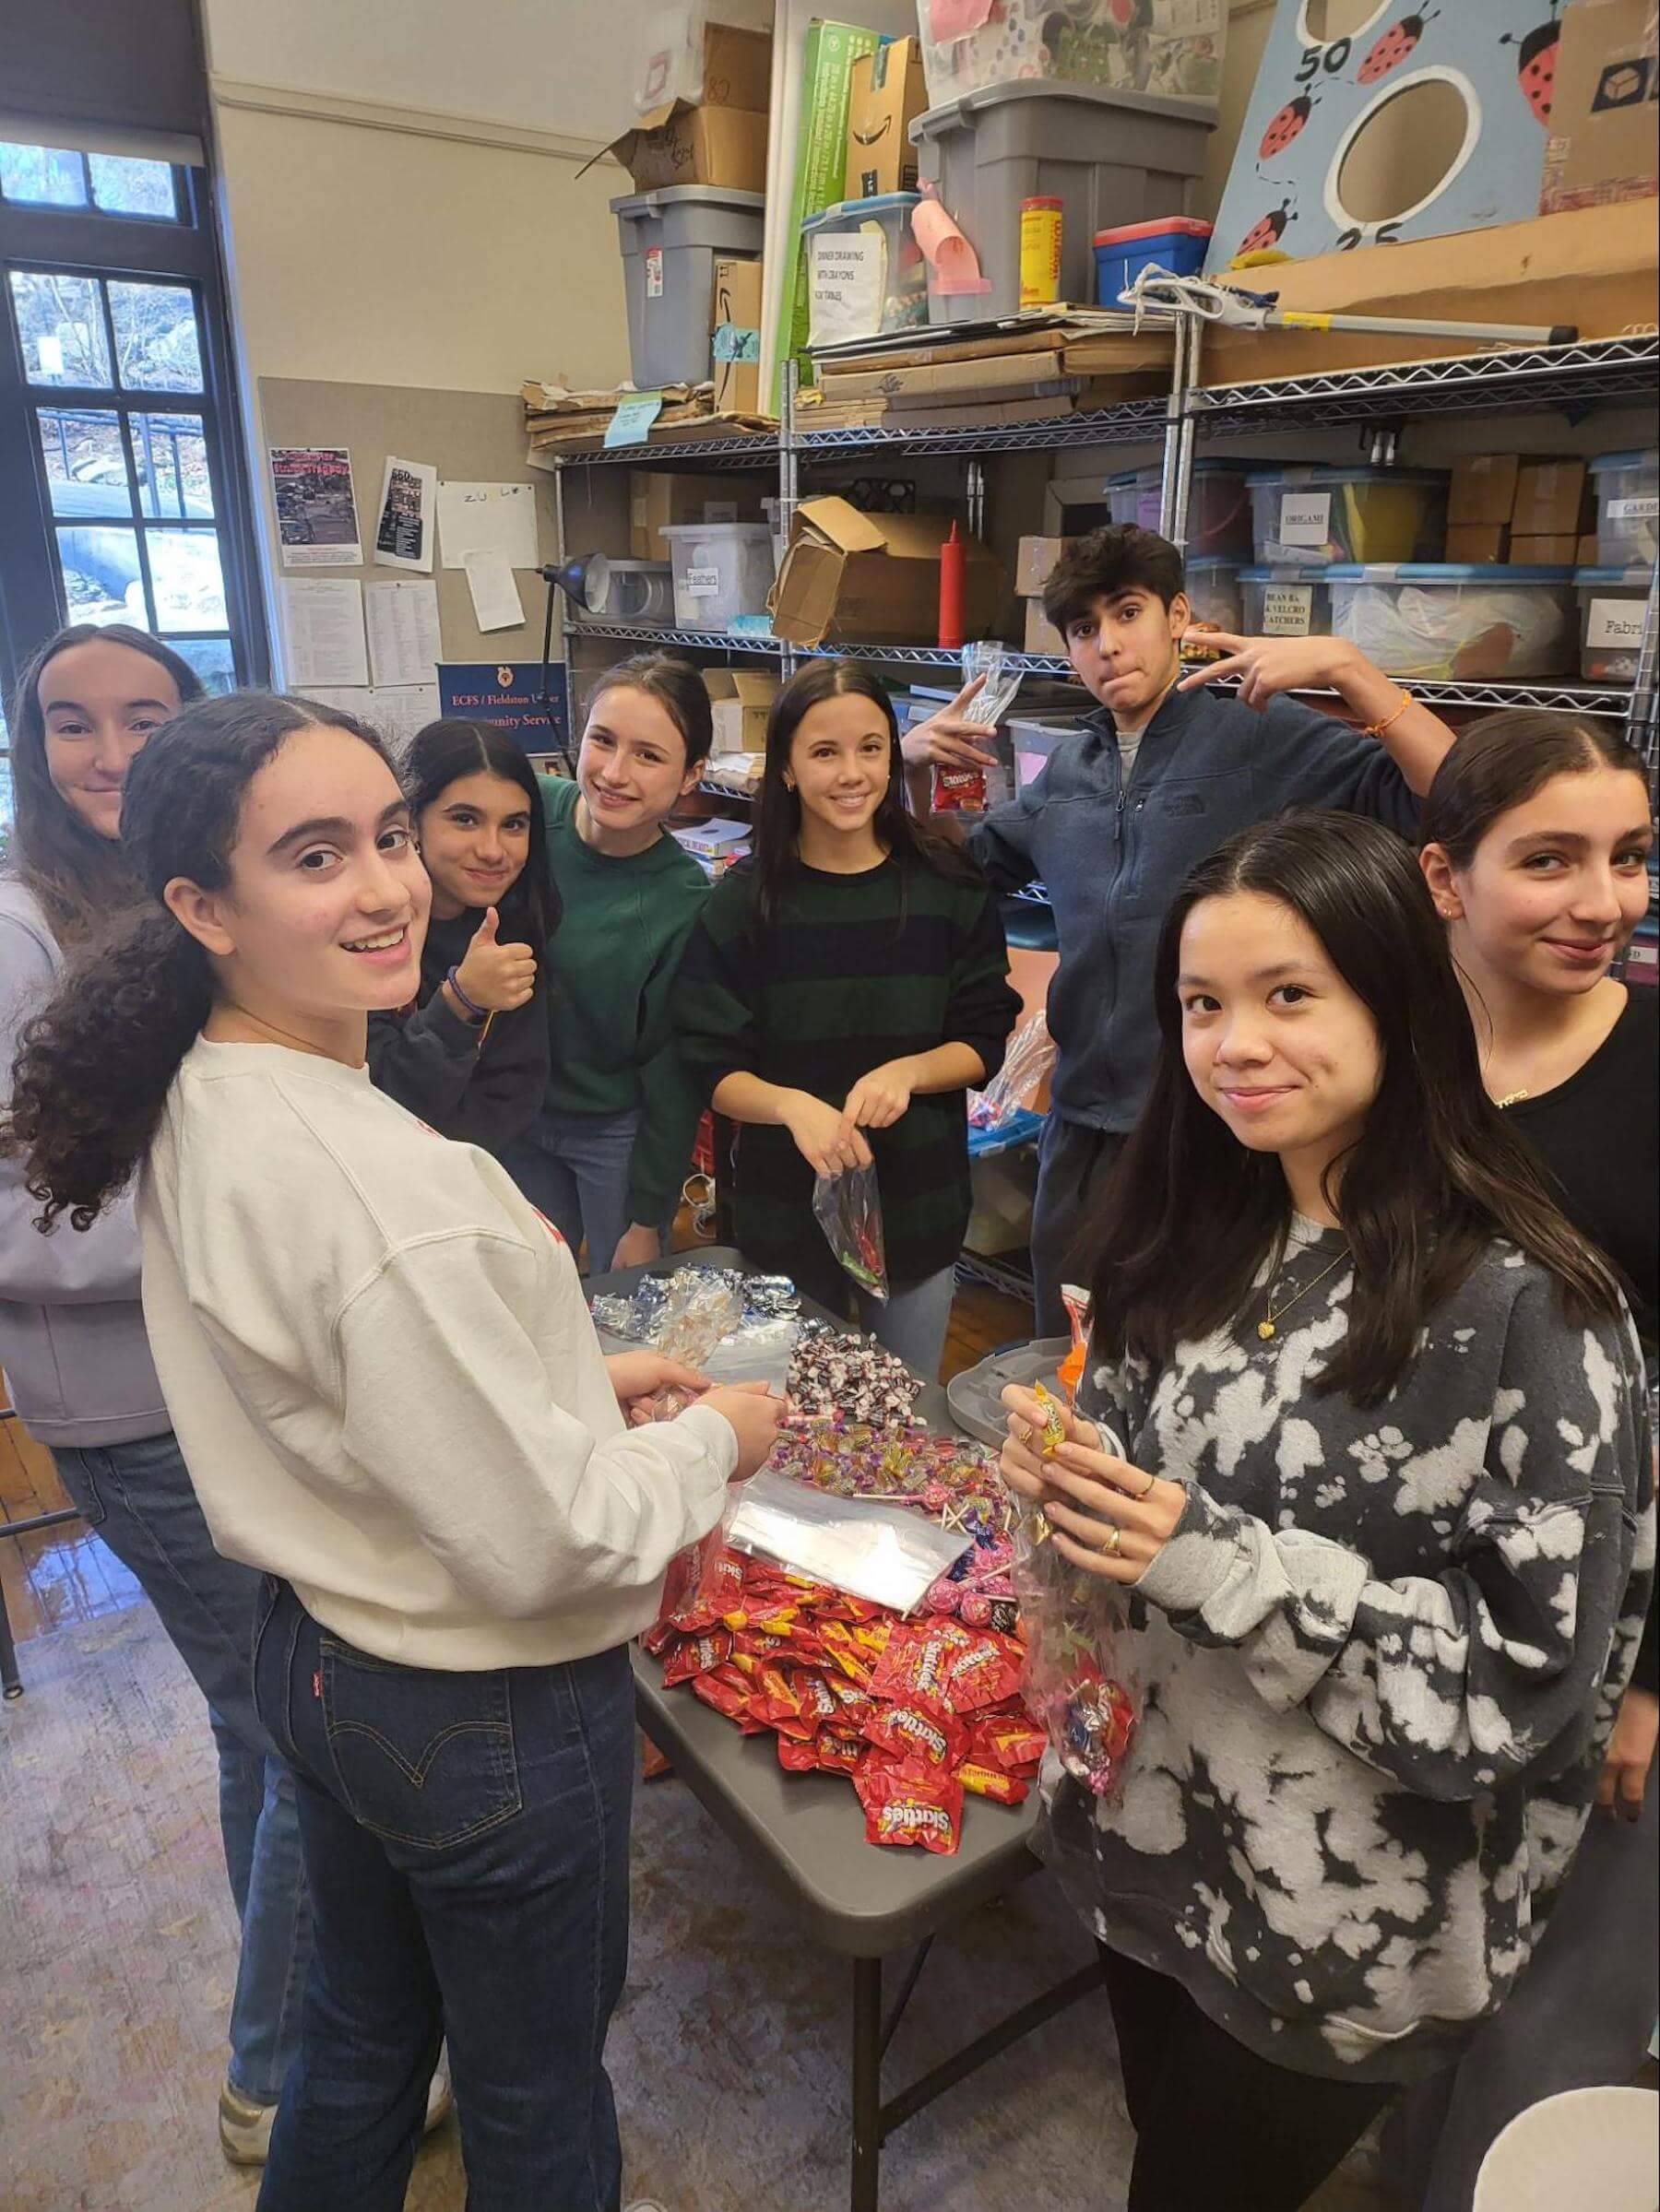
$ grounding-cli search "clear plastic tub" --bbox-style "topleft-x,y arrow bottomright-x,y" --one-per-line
1240,568 -> 1332,637
1574,565 -> 1651,683
915,0 -> 1226,109
1247,467 -> 1447,569
1589,449 -> 1659,566
1007,713 -> 1077,792
1106,468 -> 1144,529
584,559 -> 673,627
1183,556 -> 1242,634
1104,462 -> 1251,556
801,193 -> 927,348
1327,563 -> 1577,682
660,522 -> 777,632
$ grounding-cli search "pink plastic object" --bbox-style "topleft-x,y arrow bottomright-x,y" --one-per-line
929,0 -> 996,40
911,194 -> 992,299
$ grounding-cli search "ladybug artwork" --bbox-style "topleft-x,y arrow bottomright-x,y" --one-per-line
1259,91 -> 1317,163
1500,13 -> 1561,125
1358,9 -> 1441,83
1237,199 -> 1296,255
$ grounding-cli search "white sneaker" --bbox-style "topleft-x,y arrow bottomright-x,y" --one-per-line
219,2047 -> 453,2166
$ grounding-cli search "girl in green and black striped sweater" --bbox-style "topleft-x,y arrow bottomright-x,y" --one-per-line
674,661 -> 1019,1379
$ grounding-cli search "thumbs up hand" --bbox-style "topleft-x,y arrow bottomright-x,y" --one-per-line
453,906 -> 538,1014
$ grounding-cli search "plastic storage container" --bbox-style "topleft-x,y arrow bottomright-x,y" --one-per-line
915,0 -> 1227,110
1007,713 -> 1077,791
1106,467 -> 1144,529
1574,565 -> 1651,683
1240,568 -> 1333,637
611,185 -> 765,390
801,193 -> 928,347
660,522 -> 777,632
1589,449 -> 1659,566
1183,556 -> 1242,634
582,559 -> 673,628
1104,462 -> 1251,555
1248,467 -> 1446,568
909,81 -> 1213,325
1093,216 -> 1211,306
1327,564 -> 1577,681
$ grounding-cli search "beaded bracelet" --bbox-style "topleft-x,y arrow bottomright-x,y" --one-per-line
445,964 -> 488,1023
1364,685 -> 1414,739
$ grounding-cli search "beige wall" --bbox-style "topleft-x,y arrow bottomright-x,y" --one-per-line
1197,0 -> 1276,224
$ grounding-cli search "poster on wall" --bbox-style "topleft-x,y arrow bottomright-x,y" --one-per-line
437,661 -> 570,756
373,455 -> 437,572
269,446 -> 362,568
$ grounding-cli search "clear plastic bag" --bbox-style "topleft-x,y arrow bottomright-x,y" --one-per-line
961,638 -> 1024,728
725,1470 -> 971,1614
812,1163 -> 889,1302
646,1270 -> 745,1416
967,1008 -> 1054,1130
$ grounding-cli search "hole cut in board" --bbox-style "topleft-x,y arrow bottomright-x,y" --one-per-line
1334,71 -> 1476,226
1298,0 -> 1391,41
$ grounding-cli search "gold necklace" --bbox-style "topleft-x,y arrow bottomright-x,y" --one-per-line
1256,1246 -> 1352,1342
1494,1086 -> 1530,1108
220,1002 -> 337,1059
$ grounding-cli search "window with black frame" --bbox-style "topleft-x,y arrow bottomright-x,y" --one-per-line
0,135 -> 266,853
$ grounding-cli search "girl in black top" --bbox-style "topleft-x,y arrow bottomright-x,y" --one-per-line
368,719 -> 555,1155
1394,711 -> 1658,2212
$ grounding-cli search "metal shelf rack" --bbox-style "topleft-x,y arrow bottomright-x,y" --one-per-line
793,392 -> 1168,462
568,621 -> 784,657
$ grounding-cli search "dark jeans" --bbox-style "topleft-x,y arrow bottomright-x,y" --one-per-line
1030,1114 -> 1126,1337
252,1580 -> 634,2212
1100,1946 -> 1392,2212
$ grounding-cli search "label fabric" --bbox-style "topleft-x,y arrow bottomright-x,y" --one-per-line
1278,491 -> 1332,548
1606,495 -> 1658,521
1586,597 -> 1644,648
683,564 -> 722,599
1262,584 -> 1315,633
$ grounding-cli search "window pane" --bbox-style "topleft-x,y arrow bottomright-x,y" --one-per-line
132,411 -> 212,519
89,153 -> 178,219
147,528 -> 228,629
0,142 -> 87,207
164,637 -> 236,694
56,526 -> 146,626
38,407 -> 134,518
8,272 -> 112,386
109,280 -> 202,393
0,753 -> 14,862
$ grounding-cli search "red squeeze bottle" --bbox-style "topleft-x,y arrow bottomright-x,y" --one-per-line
937,520 -> 966,649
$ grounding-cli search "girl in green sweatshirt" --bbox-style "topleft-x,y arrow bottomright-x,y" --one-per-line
505,655 -> 712,1272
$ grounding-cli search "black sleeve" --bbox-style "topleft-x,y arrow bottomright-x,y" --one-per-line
1633,1585 -> 1658,1698
367,991 -> 549,1154
944,889 -> 1021,1087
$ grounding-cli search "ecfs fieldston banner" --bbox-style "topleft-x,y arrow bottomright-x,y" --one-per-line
436,662 -> 570,754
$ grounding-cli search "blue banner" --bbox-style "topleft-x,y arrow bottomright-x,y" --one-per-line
435,661 -> 569,752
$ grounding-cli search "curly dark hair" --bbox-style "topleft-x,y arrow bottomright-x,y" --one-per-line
3,691 -> 385,1232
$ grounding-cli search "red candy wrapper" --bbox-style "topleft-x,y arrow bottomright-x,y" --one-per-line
861,1699 -> 970,1772
959,1759 -> 1030,1805
691,1663 -> 769,1734
870,1619 -> 975,1710
855,1760 -> 963,1854
777,1733 -> 820,1773
943,1630 -> 1026,1716
930,762 -> 987,812
971,1709 -> 1047,1773
816,1727 -> 869,1778
661,1628 -> 732,1686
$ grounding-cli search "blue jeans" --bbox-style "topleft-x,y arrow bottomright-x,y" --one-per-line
503,1106 -> 645,1274
253,1579 -> 634,2212
52,1434 -> 311,2106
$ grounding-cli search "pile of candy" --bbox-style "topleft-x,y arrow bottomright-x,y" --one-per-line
787,1319 -> 922,1425
645,1547 -> 1046,1852
591,1265 -> 799,1346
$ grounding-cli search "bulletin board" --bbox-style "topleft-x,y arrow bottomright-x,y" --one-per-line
255,376 -> 559,690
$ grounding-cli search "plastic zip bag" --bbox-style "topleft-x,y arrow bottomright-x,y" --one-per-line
967,1008 -> 1054,1130
812,1162 -> 888,1302
725,1469 -> 971,1614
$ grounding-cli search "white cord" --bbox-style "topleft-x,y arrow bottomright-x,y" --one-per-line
1119,264 -> 1272,333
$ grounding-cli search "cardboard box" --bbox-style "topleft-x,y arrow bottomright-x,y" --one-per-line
769,495 -> 1000,646
703,668 -> 778,752
1540,0 -> 1659,214
1025,597 -> 1066,655
630,470 -> 756,561
1015,535 -> 1075,597
1578,531 -> 1601,564
1445,523 -> 1511,562
1511,458 -> 1591,537
1449,455 -> 1521,528
771,19 -> 880,412
1207,205 -> 1654,383
1510,533 -> 1583,564
845,37 -> 927,198
608,20 -> 771,191
711,256 -> 765,416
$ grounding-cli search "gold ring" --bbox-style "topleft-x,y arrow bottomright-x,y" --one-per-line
1132,1470 -> 1156,1500
1012,1417 -> 1030,1446
1100,1523 -> 1122,1558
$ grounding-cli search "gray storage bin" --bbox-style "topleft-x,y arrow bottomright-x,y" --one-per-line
910,81 -> 1213,325
946,1337 -> 1070,1449
611,185 -> 765,391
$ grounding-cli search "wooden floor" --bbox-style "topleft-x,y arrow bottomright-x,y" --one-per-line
0,1259 -> 1031,1649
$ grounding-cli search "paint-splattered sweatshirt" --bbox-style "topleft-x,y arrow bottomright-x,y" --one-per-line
1048,1217 -> 1654,2084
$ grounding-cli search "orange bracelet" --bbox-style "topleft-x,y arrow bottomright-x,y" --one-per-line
1365,685 -> 1414,739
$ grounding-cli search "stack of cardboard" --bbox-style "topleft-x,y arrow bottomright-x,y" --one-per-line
605,20 -> 773,194
520,381 -> 774,461
769,495 -> 1001,647
802,320 -> 1171,436
1445,455 -> 1598,565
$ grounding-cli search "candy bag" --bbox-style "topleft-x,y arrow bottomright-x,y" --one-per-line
967,1008 -> 1055,1131
1058,1283 -> 1090,1406
812,1162 -> 888,1302
646,1270 -> 747,1415
1012,1492 -> 1140,1802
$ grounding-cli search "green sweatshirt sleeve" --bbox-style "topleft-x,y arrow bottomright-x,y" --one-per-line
622,898 -> 707,1227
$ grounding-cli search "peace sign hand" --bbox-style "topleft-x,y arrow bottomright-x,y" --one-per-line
1177,631 -> 1352,712
899,671 -> 1001,774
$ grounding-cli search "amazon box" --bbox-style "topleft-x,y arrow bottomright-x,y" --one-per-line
1015,535 -> 1075,597
1511,458 -> 1592,538
631,469 -> 758,561
608,20 -> 771,192
1540,0 -> 1660,214
1445,523 -> 1511,562
703,668 -> 778,751
1510,533 -> 1583,564
845,37 -> 927,199
711,255 -> 765,417
1024,597 -> 1066,654
770,495 -> 1000,646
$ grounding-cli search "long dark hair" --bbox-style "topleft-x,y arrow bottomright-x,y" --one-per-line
1087,810 -> 1625,1405
584,652 -> 712,768
3,692 -> 387,1232
402,718 -> 558,946
751,659 -> 979,923
1420,710 -> 1649,868
5,623 -> 204,942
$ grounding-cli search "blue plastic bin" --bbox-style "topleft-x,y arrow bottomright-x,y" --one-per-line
1093,216 -> 1211,307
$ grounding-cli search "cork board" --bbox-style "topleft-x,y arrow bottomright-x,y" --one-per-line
255,376 -> 558,668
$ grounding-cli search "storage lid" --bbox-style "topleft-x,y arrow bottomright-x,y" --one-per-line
1239,566 -> 1329,582
1244,466 -> 1448,487
1573,565 -> 1654,586
1134,460 -> 1244,482
1106,468 -> 1141,486
659,521 -> 775,540
1184,555 -> 1241,572
1324,562 -> 1573,581
610,185 -> 766,216
1094,216 -> 1213,246
910,78 -> 1215,138
801,191 -> 924,231
1589,448 -> 1659,471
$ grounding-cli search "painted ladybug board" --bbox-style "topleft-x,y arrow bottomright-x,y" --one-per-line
1206,0 -> 1559,273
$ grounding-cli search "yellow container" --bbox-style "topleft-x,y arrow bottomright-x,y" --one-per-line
1018,197 -> 1062,307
